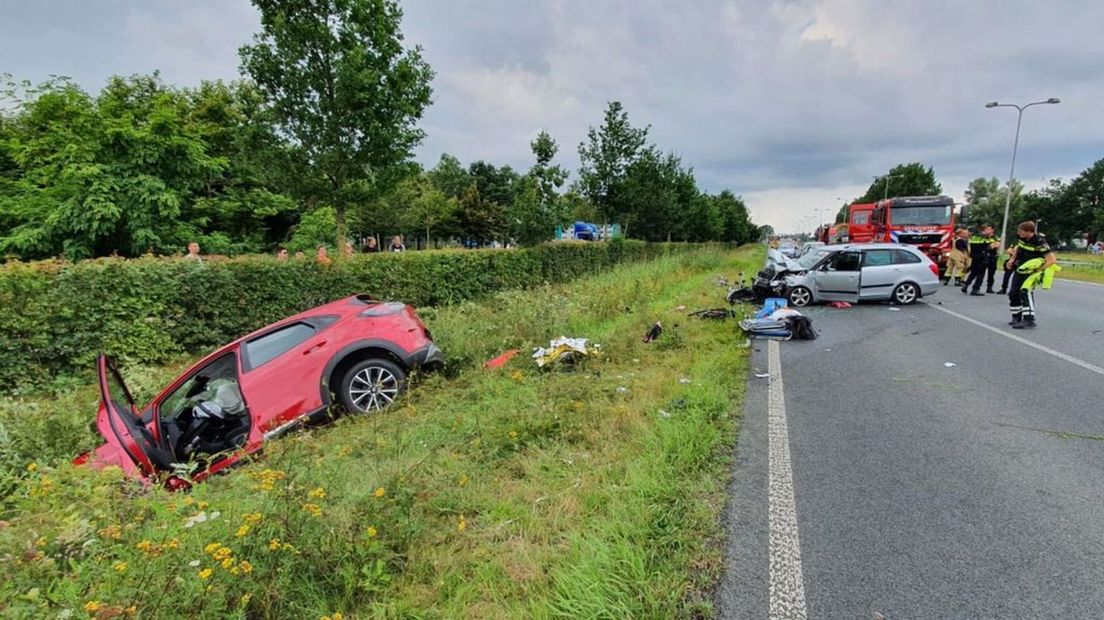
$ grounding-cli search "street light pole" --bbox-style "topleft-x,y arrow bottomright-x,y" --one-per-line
874,175 -> 900,201
985,98 -> 1060,250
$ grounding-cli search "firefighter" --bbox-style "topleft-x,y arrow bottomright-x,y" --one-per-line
997,244 -> 1016,295
982,228 -> 1000,293
1007,220 -> 1057,329
961,224 -> 998,296
944,228 -> 970,285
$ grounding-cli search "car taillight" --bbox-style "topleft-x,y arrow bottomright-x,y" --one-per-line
72,451 -> 90,467
928,261 -> 940,277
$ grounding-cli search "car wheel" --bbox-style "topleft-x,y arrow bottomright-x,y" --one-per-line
892,282 -> 919,305
339,358 -> 407,413
787,286 -> 812,307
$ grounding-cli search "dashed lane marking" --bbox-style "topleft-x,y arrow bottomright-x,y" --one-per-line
929,303 -> 1104,378
768,339 -> 808,620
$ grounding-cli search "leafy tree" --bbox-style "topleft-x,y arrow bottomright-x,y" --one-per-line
713,190 -> 755,243
1062,159 -> 1104,243
400,175 -> 457,248
577,101 -> 649,225
427,153 -> 470,199
287,205 -> 337,253
857,163 -> 942,202
239,0 -> 434,245
961,176 -> 1024,238
454,183 -> 506,245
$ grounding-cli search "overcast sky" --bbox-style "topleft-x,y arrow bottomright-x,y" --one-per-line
3,0 -> 1102,232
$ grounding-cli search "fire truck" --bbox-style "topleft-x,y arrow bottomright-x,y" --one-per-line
869,195 -> 957,269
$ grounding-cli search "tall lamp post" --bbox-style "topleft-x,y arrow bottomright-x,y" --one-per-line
985,98 -> 1060,250
874,175 -> 900,201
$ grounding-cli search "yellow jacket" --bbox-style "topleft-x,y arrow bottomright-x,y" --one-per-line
1016,257 -> 1060,290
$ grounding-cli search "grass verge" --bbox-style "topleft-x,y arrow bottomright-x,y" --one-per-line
1055,252 -> 1104,284
0,245 -> 763,619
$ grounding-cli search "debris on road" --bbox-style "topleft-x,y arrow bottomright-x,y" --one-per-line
484,349 -> 520,369
944,362 -> 957,368
827,301 -> 853,309
690,308 -> 737,319
642,321 -> 663,343
533,337 -> 600,368
754,373 -> 770,378
887,307 -> 902,312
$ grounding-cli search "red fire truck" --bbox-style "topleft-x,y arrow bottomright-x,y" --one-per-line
870,195 -> 957,268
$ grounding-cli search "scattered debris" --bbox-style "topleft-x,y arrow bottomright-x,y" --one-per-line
533,337 -> 600,368
657,409 -> 671,418
755,373 -> 770,378
755,298 -> 788,318
887,307 -> 902,312
675,304 -> 687,311
616,386 -> 628,394
726,286 -> 759,304
690,308 -> 736,319
483,349 -> 520,369
944,362 -> 957,368
678,377 -> 691,384
642,321 -> 663,343
827,301 -> 853,309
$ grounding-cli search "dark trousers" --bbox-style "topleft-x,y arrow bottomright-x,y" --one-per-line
1007,272 -> 1036,322
984,257 -> 997,290
1001,267 -> 1014,291
963,258 -> 987,292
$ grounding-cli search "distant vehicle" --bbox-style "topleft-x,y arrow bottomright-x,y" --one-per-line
841,203 -> 876,243
866,196 -> 958,270
782,243 -> 941,307
573,221 -> 600,241
77,295 -> 443,488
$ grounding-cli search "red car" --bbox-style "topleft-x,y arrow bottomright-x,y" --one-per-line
78,295 -> 442,487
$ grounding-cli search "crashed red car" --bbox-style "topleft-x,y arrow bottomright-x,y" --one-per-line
78,295 -> 442,487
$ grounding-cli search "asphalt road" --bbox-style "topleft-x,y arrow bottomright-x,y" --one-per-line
717,278 -> 1104,619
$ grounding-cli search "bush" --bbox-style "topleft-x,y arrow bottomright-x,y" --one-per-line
0,240 -> 682,391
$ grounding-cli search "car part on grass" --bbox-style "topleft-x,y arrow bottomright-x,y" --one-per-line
689,308 -> 737,319
484,349 -> 520,369
532,337 -> 601,368
642,322 -> 663,343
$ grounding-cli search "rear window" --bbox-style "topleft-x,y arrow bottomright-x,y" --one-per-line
245,323 -> 316,369
893,249 -> 922,264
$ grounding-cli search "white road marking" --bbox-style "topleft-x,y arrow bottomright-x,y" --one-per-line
1059,277 -> 1104,288
767,340 -> 808,620
929,304 -> 1104,378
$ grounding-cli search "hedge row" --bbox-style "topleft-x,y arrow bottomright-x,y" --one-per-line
0,240 -> 683,391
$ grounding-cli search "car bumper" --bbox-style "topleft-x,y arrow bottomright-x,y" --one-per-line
406,342 -> 444,370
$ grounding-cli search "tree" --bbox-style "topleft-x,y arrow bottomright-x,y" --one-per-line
856,163 -> 942,203
400,175 -> 457,248
961,176 -> 1024,239
714,190 -> 756,243
577,101 -> 649,226
529,130 -> 568,223
1062,159 -> 1104,243
427,153 -> 470,199
239,0 -> 434,245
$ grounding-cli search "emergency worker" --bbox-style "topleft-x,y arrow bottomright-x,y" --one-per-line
1006,221 -> 1057,329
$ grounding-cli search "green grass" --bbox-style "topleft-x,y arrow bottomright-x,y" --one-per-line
0,245 -> 764,619
1055,251 -> 1104,284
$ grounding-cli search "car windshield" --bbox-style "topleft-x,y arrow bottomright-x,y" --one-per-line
105,364 -> 137,418
798,248 -> 832,269
892,206 -> 952,226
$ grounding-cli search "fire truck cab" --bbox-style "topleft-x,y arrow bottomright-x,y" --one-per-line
871,195 -> 956,268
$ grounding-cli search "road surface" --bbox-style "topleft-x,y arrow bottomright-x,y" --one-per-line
717,278 -> 1104,619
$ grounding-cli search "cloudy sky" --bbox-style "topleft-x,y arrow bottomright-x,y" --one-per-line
3,0 -> 1102,232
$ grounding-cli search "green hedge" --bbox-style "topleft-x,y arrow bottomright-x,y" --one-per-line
0,240 -> 681,391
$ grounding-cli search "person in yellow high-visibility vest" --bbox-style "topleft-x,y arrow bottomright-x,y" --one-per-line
1005,221 -> 1057,329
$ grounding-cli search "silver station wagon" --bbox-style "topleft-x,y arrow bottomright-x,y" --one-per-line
782,243 -> 942,307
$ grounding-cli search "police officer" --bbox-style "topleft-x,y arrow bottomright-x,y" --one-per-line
983,228 -> 1000,293
1006,220 -> 1056,329
961,224 -> 998,296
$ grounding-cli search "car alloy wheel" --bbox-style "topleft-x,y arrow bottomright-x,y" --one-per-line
341,359 -> 406,413
788,286 -> 812,307
892,282 -> 918,305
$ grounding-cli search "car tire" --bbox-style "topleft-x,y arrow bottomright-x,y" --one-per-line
787,286 -> 813,307
338,358 -> 407,413
892,282 -> 919,305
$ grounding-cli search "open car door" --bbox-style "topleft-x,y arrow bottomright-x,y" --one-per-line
96,354 -> 174,479
813,250 -> 862,303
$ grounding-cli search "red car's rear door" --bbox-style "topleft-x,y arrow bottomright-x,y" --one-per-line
238,319 -> 333,437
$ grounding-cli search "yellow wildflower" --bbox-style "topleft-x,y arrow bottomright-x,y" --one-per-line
230,566 -> 241,576
235,525 -> 250,538
366,526 -> 378,538
166,538 -> 180,550
458,473 -> 469,487
221,557 -> 235,570
239,560 -> 253,574
34,536 -> 47,548
268,538 -> 282,551
113,561 -> 128,572
136,540 -> 154,553
125,605 -> 138,617
183,497 -> 195,506
510,369 -> 524,382
98,525 -> 122,540
204,542 -> 222,556
30,475 -> 54,497
308,487 -> 327,500
243,512 -> 263,525
301,503 -> 323,518
457,514 -> 467,532
373,487 -> 386,498
84,601 -> 104,613
25,462 -> 38,473
241,593 -> 252,607
198,567 -> 213,580
197,501 -> 209,510
509,430 -> 518,439
213,547 -> 232,562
